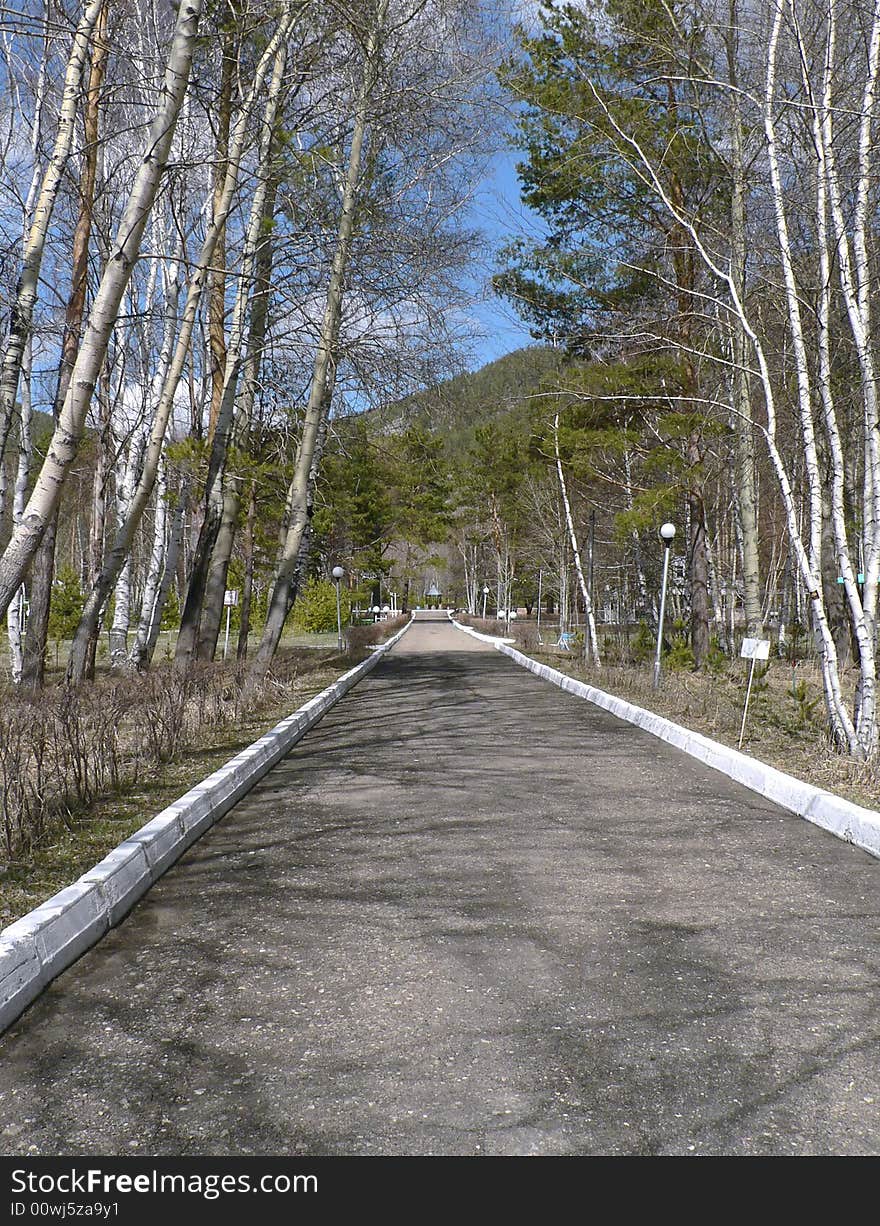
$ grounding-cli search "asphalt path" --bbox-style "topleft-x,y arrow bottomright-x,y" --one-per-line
2,613 -> 880,1156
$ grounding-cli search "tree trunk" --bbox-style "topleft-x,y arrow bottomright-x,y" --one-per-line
129,456 -> 169,669
236,484 -> 257,661
6,337 -> 34,683
66,13 -> 292,683
248,0 -> 390,684
0,0 -> 105,482
727,0 -> 762,636
20,2 -> 108,687
0,0 -> 203,625
687,434 -> 710,668
138,495 -> 184,671
205,18 -> 236,448
177,46 -> 287,667
553,412 -> 600,665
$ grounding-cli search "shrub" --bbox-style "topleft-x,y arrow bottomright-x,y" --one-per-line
665,639 -> 696,670
345,614 -> 408,653
291,577 -> 351,633
629,621 -> 655,663
0,654 -> 330,861
48,567 -> 84,640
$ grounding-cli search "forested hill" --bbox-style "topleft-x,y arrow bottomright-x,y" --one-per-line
370,345 -> 558,455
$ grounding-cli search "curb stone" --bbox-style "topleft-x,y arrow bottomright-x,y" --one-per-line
0,618 -> 412,1034
449,618 -> 880,864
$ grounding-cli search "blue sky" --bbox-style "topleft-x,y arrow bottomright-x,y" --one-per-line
460,144 -> 547,371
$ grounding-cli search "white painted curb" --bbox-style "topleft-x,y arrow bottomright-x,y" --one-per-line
447,614 -> 514,645
477,633 -> 880,864
0,618 -> 412,1034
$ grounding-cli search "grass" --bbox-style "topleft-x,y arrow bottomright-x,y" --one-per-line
0,625 -> 341,681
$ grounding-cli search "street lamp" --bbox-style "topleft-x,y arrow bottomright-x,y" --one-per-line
653,522 -> 676,690
331,566 -> 345,652
482,586 -> 489,619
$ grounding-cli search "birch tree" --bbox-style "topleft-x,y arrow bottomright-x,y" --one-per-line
65,8 -> 296,682
248,0 -> 390,682
0,0 -> 105,492
553,410 -> 600,664
174,32 -> 289,667
0,0 -> 204,623
19,0 -> 109,687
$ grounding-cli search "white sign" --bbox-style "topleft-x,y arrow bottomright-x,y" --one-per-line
740,637 -> 770,660
224,589 -> 239,607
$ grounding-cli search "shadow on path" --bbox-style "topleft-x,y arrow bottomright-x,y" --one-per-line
1,622 -> 880,1155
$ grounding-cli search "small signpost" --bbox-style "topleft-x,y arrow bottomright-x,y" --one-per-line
738,637 -> 770,750
223,589 -> 238,659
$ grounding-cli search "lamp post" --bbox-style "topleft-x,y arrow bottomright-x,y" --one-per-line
652,522 -> 676,690
331,566 -> 345,652
482,585 -> 489,619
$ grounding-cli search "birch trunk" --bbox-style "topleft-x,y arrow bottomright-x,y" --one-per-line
6,337 -> 34,683
138,495 -> 185,671
81,371 -> 113,676
176,39 -> 288,667
0,0 -> 104,479
108,431 -> 146,667
249,0 -> 389,684
791,0 -> 879,754
65,12 -> 292,683
20,1 -> 108,688
129,456 -> 169,669
0,0 -> 203,626
554,412 -> 600,665
205,20 -> 236,448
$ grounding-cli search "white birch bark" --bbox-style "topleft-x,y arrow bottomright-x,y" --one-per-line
6,336 -> 33,683
554,412 -> 600,665
66,12 -> 294,682
0,0 -> 203,625
0,0 -> 104,478
135,486 -> 185,671
108,429 -> 146,667
129,455 -> 169,669
5,22 -> 48,675
810,0 -> 880,638
250,0 -> 390,682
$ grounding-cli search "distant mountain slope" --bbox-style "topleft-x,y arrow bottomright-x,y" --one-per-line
368,345 -> 558,454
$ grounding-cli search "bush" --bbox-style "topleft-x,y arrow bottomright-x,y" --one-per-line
665,639 -> 696,670
48,567 -> 84,640
512,623 -> 539,652
629,621 -> 655,663
0,655 -> 327,861
160,584 -> 181,630
291,577 -> 350,633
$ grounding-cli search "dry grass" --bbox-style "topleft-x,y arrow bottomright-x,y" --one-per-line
0,636 -> 389,928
